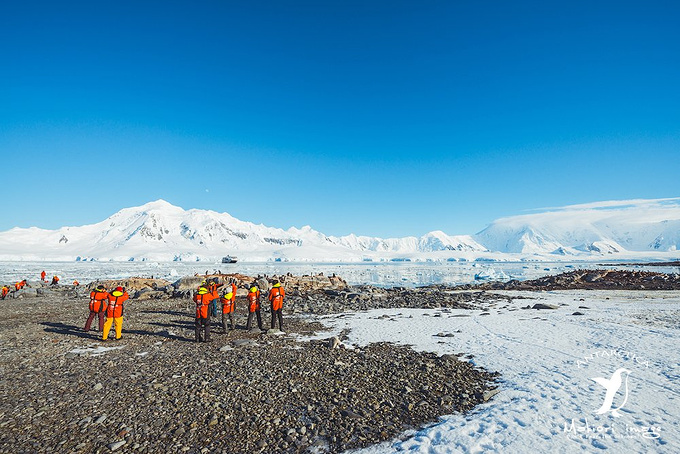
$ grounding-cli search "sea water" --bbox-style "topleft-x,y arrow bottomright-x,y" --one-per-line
2,260 -> 676,288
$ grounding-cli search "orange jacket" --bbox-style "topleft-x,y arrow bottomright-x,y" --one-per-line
194,289 -> 217,318
268,285 -> 285,311
1,286 -> 8,297
89,290 -> 109,312
106,290 -> 129,318
221,293 -> 235,314
230,283 -> 237,302
41,271 -> 46,280
247,288 -> 261,312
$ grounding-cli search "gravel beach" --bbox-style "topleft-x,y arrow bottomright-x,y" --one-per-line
0,278 -> 499,454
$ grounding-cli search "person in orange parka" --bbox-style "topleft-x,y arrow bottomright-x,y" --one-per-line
268,280 -> 285,331
246,284 -> 263,330
1,285 -> 9,300
220,289 -> 236,332
193,285 -> 217,342
40,271 -> 46,282
84,285 -> 109,332
102,286 -> 129,341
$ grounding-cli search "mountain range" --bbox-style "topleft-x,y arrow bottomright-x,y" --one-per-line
0,198 -> 678,262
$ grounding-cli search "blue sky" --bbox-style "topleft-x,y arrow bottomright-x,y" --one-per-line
1,1 -> 679,238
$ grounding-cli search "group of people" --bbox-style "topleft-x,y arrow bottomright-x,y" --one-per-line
40,271 -> 62,286
1,279 -> 28,299
192,278 -> 285,343
80,277 -> 286,343
82,285 -> 131,341
2,272 -> 81,300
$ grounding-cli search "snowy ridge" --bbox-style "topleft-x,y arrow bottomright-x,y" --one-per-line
0,198 -> 679,262
474,198 -> 680,257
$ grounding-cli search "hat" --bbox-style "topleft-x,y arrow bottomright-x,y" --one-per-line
115,286 -> 123,292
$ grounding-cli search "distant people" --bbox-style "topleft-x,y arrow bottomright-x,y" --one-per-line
220,289 -> 235,332
268,280 -> 285,331
40,271 -> 46,282
73,280 -> 80,286
84,285 -> 109,332
193,285 -> 217,343
1,285 -> 9,300
15,280 -> 27,291
246,284 -> 263,330
50,275 -> 59,286
102,287 -> 129,341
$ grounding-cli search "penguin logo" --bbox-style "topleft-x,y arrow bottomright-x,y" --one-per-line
592,368 -> 631,417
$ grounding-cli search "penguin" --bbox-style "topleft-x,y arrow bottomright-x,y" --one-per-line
592,368 -> 631,417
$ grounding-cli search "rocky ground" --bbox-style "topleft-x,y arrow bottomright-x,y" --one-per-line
457,268 -> 680,291
0,280 -> 500,454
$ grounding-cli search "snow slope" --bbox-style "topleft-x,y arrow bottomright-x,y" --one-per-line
476,198 -> 680,256
307,290 -> 680,453
0,198 -> 679,262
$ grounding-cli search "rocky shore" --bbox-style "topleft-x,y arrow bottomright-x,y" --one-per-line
0,275 -> 500,454
458,268 -> 680,291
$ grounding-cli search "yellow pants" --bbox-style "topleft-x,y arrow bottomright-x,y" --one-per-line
102,316 -> 124,340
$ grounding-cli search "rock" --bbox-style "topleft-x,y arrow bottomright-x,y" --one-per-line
571,312 -> 585,316
93,383 -> 103,391
107,440 -> 126,451
531,303 -> 559,310
94,414 -> 107,424
327,336 -> 341,349
483,388 -> 501,402
219,345 -> 233,352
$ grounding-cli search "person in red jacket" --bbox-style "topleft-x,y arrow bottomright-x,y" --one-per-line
246,284 -> 263,330
193,285 -> 217,342
1,285 -> 9,300
40,271 -> 46,282
84,285 -> 109,332
102,286 -> 129,341
220,289 -> 236,332
50,275 -> 59,286
268,281 -> 285,331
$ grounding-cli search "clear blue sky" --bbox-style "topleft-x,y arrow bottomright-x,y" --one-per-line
1,1 -> 679,237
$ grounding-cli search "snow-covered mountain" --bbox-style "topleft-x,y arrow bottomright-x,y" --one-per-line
0,200 -> 486,262
0,198 -> 678,262
474,198 -> 680,257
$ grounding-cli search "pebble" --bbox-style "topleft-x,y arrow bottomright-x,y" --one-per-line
107,440 -> 126,451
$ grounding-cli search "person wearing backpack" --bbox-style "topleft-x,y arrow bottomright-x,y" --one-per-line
246,284 -> 263,330
84,284 -> 109,332
102,287 -> 129,341
194,285 -> 217,342
268,280 -> 285,331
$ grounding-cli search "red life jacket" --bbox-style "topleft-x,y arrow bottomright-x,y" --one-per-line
221,293 -> 235,314
268,285 -> 284,311
247,289 -> 261,312
106,291 -> 129,318
194,289 -> 216,318
89,290 -> 109,312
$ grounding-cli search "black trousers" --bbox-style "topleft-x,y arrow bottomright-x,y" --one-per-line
246,310 -> 262,330
195,317 -> 210,342
271,308 -> 283,330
